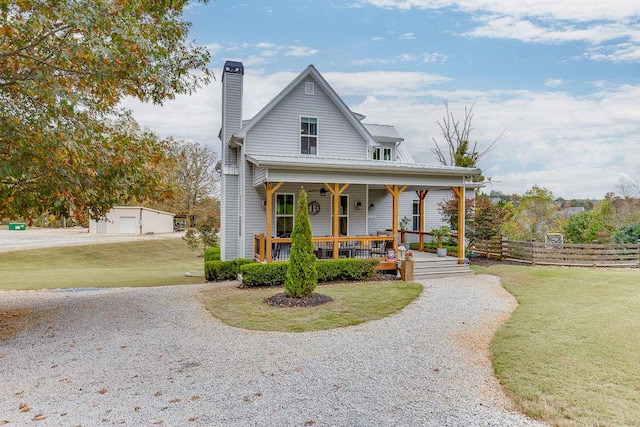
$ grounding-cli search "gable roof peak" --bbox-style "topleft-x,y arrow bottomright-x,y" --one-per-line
234,63 -> 377,146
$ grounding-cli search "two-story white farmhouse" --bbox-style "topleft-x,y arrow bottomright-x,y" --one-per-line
219,60 -> 480,267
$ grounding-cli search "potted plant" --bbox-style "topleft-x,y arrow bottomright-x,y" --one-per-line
431,226 -> 450,257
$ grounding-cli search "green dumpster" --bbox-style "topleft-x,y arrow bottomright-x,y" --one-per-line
8,223 -> 26,231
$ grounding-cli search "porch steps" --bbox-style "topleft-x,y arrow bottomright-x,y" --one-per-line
412,257 -> 473,280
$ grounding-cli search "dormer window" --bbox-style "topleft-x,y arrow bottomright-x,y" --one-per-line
300,117 -> 318,155
373,147 -> 393,161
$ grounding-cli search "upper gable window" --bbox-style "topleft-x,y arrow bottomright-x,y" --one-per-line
305,82 -> 315,95
300,117 -> 318,155
373,147 -> 393,161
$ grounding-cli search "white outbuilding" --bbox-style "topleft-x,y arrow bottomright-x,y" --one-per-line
89,206 -> 175,235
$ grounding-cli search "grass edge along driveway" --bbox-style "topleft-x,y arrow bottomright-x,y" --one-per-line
475,264 -> 640,427
200,281 -> 423,332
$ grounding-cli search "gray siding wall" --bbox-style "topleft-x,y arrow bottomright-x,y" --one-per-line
243,161 -> 267,259
368,189 -> 393,234
245,78 -> 367,160
221,72 -> 243,165
253,166 -> 267,186
221,175 -> 239,260
426,189 -> 454,229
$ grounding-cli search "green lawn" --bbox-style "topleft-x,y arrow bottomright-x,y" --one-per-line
474,264 -> 640,427
201,281 -> 423,332
0,239 -> 206,290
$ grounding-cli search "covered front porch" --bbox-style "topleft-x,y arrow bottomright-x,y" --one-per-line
245,154 -> 479,268
253,179 -> 470,269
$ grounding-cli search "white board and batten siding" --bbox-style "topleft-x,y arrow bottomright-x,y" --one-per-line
89,206 -> 175,235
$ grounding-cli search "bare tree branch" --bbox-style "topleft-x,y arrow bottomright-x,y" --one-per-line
430,100 -> 504,182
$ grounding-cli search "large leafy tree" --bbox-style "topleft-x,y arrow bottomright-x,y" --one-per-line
0,0 -> 211,221
562,200 -> 615,243
501,186 -> 565,242
471,194 -> 513,242
437,196 -> 475,236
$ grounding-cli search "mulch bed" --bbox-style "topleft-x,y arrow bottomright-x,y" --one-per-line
264,293 -> 333,307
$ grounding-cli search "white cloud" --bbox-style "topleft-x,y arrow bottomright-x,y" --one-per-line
361,0 -> 640,21
466,16 -> 640,46
361,0 -> 640,62
370,36 -> 385,41
544,78 -> 564,87
422,52 -> 446,63
285,46 -> 319,57
399,32 -> 416,40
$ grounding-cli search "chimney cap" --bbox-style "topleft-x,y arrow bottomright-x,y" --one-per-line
223,60 -> 244,75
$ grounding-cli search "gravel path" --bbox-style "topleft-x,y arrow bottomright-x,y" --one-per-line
0,276 -> 547,426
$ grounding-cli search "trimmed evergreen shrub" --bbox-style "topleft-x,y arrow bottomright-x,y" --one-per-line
284,188 -> 318,298
204,247 -> 221,262
316,258 -> 379,282
240,258 -> 379,287
205,258 -> 253,281
240,262 -> 288,287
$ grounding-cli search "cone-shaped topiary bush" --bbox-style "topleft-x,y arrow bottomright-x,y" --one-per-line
284,187 -> 318,298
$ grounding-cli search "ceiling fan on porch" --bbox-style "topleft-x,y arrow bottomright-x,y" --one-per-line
306,186 -> 327,197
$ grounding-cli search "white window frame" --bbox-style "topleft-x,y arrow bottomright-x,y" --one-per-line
331,194 -> 349,236
305,82 -> 315,95
412,200 -> 420,231
373,147 -> 393,161
275,193 -> 295,236
300,116 -> 318,155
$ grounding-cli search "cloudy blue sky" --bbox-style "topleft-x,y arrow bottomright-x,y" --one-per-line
124,0 -> 640,199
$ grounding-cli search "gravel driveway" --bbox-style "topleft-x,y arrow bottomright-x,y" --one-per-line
0,276 -> 546,426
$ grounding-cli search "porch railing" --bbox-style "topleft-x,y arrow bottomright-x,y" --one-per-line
253,233 -> 395,263
399,230 -> 459,248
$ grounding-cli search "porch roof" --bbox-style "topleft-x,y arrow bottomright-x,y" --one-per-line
247,154 -> 482,189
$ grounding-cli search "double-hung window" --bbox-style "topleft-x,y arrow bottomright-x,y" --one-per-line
276,194 -> 294,236
300,117 -> 317,155
412,200 -> 420,231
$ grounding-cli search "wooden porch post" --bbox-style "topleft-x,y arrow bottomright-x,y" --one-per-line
264,181 -> 284,262
323,182 -> 350,259
416,190 -> 428,252
384,184 -> 408,254
451,186 -> 465,264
